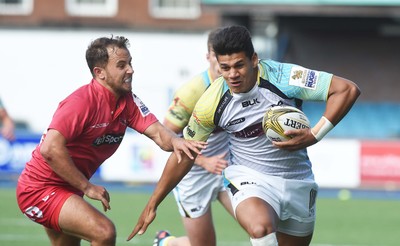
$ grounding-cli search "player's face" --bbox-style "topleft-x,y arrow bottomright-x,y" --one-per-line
217,51 -> 258,94
103,47 -> 134,97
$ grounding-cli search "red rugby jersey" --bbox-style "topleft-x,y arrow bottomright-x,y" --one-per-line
22,79 -> 157,187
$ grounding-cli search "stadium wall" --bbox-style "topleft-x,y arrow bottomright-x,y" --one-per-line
2,133 -> 400,190
0,29 -> 209,133
1,29 -> 399,190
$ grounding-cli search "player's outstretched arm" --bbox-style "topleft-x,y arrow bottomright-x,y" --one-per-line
144,121 -> 207,162
127,152 -> 195,241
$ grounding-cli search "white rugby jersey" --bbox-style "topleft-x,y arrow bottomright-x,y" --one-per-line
165,69 -> 229,173
183,59 -> 333,180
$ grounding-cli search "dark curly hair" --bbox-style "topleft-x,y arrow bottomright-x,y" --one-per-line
86,35 -> 130,76
212,25 -> 255,59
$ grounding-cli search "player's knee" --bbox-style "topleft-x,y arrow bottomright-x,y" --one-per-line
96,220 -> 116,244
250,232 -> 278,246
247,223 -> 272,239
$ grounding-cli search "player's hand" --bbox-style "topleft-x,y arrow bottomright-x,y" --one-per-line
197,152 -> 228,175
126,203 -> 156,241
171,138 -> 207,163
83,183 -> 111,212
272,128 -> 317,151
1,124 -> 15,141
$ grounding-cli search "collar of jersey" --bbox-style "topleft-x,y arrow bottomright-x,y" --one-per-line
91,79 -> 120,112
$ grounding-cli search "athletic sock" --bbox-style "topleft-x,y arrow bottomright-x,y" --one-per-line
250,232 -> 278,246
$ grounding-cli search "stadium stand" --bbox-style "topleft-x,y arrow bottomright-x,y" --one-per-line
302,101 -> 400,140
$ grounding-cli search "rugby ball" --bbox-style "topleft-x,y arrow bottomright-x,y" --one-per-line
262,105 -> 310,142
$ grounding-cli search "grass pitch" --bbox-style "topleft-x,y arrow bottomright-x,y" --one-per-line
1,186 -> 399,246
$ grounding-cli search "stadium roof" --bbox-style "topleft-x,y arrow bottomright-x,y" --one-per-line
202,0 -> 400,6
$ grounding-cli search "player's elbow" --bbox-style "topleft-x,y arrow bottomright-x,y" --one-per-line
347,82 -> 361,103
40,142 -> 55,162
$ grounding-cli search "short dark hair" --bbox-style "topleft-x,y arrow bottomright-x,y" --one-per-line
207,28 -> 222,52
212,25 -> 255,59
86,35 -> 130,76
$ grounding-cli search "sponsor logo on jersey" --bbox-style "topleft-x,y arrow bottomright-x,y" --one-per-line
92,134 -> 124,146
90,123 -> 109,128
234,123 -> 264,138
270,101 -> 285,107
171,97 -> 190,111
216,95 -> 231,115
169,109 -> 184,121
305,70 -> 318,88
289,66 -> 319,90
192,112 -> 201,125
226,117 -> 245,127
241,98 -> 260,108
173,97 -> 180,106
186,126 -> 196,138
133,93 -> 150,116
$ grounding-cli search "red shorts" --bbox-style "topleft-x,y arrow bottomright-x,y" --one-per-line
16,171 -> 82,232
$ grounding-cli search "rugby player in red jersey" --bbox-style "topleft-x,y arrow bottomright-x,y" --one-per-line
16,36 -> 205,246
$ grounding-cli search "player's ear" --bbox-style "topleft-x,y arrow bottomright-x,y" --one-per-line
93,67 -> 105,80
252,52 -> 259,67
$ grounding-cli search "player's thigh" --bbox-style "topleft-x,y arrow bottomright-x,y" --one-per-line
218,190 -> 234,217
45,227 -> 81,246
58,194 -> 115,242
236,197 -> 279,238
276,217 -> 314,245
173,171 -> 221,218
182,208 -> 216,246
277,231 -> 313,246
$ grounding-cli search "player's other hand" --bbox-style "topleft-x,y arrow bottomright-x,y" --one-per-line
198,152 -> 228,175
272,128 -> 317,151
1,126 -> 15,141
84,183 -> 111,212
126,203 -> 156,241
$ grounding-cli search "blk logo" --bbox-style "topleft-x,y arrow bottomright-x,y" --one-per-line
242,98 -> 260,108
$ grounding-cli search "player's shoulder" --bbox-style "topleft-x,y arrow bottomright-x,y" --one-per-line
61,83 -> 91,105
193,77 -> 227,123
259,59 -> 294,78
198,76 -> 227,103
176,70 -> 210,95
68,79 -> 99,98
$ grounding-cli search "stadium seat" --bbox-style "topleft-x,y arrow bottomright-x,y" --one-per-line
302,101 -> 400,140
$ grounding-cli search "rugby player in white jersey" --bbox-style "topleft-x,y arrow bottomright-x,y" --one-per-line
152,29 -> 234,246
128,25 -> 360,246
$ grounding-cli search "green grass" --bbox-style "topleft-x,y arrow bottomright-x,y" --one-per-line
2,186 -> 399,246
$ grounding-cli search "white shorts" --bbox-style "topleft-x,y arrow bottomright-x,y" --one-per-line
223,165 -> 318,237
173,168 -> 226,218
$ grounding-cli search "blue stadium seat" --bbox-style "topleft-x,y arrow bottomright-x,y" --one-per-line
302,102 -> 400,140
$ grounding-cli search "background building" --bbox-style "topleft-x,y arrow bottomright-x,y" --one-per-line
1,0 -> 400,188
1,0 -> 400,101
